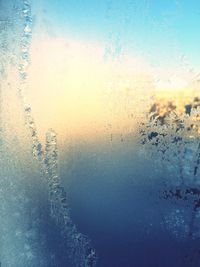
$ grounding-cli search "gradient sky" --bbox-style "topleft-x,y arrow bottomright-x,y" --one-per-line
27,0 -> 200,140
33,0 -> 200,69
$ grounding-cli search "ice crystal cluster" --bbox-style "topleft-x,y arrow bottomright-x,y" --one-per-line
0,1 -> 97,266
140,99 -> 200,239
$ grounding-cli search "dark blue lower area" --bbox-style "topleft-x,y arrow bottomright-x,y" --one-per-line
60,139 -> 200,267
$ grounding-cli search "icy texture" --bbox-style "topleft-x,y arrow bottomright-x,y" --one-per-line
18,0 -> 97,266
0,0 -> 97,266
44,130 -> 97,267
140,100 -> 200,240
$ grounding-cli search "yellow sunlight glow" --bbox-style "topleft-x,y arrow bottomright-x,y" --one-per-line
26,37 -> 153,141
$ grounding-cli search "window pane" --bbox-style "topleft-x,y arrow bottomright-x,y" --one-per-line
1,1 -> 200,266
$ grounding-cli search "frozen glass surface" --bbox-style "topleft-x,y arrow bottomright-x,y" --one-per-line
1,1 -> 200,266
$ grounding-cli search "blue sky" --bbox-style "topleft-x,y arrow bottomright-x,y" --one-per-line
34,0 -> 200,71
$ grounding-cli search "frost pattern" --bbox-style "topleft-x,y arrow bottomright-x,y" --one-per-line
45,130 -> 97,267
0,0 -> 97,266
140,98 -> 200,239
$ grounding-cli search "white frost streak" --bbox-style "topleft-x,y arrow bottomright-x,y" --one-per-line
17,0 -> 97,266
